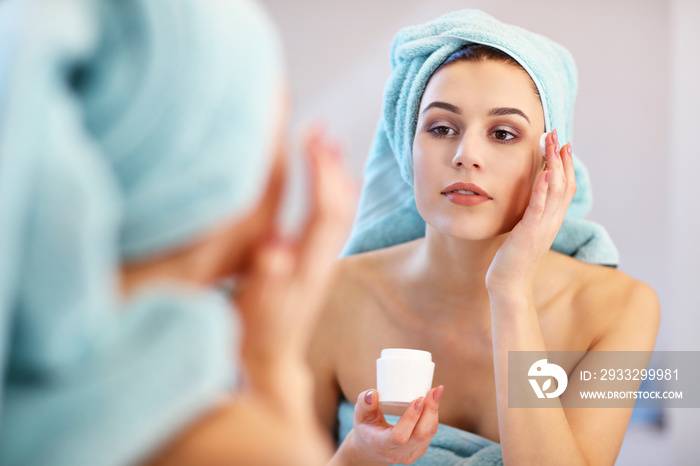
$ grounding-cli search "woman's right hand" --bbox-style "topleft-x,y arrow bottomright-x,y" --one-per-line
230,125 -> 356,464
334,386 -> 444,466
234,125 -> 357,408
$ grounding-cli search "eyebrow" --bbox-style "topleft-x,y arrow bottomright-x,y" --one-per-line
422,102 -> 531,125
488,107 -> 530,124
422,101 -> 461,115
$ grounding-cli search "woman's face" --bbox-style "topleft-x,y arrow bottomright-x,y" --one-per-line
413,59 -> 546,240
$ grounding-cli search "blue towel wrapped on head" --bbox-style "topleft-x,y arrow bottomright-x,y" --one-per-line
0,0 -> 283,464
343,9 -> 618,266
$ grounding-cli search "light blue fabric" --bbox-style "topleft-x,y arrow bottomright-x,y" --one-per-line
338,400 -> 503,465
0,0 -> 282,464
81,0 -> 283,260
343,9 -> 619,266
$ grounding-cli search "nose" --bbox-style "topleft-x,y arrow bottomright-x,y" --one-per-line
452,133 -> 483,169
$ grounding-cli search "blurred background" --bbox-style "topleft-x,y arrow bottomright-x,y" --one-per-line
259,0 -> 700,464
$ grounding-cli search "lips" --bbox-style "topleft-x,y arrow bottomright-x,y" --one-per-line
441,182 -> 492,206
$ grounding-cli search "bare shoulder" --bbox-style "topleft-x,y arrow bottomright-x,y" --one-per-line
308,244 -> 414,430
311,241 -> 420,366
572,257 -> 658,319
550,252 -> 660,350
321,242 -> 416,318
311,243 -> 410,348
322,249 -> 389,317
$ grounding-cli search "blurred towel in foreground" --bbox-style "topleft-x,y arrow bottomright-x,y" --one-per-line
0,0 -> 282,464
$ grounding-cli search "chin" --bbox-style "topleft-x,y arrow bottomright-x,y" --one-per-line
425,215 -> 507,241
418,201 -> 523,241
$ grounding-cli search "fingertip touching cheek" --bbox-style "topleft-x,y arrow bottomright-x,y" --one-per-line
412,47 -> 546,240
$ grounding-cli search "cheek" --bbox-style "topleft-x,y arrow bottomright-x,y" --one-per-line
412,135 -> 451,187
505,150 -> 541,189
412,138 -> 426,177
412,144 -> 440,221
413,156 -> 428,207
500,158 -> 539,217
413,151 -> 427,189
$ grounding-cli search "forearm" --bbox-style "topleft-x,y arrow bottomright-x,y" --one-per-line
489,291 -> 589,465
145,393 -> 331,466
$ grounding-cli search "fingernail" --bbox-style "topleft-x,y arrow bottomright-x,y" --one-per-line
414,396 -> 425,411
308,122 -> 324,138
567,143 -> 573,156
365,390 -> 373,405
433,385 -> 444,403
263,229 -> 284,247
331,141 -> 344,162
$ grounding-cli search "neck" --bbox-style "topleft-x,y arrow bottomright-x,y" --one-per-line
410,225 -> 507,317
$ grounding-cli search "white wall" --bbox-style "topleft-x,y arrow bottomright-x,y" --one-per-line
667,0 -> 700,462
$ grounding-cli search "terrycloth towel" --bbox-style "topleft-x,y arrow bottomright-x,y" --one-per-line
343,10 -> 618,266
0,0 -> 282,464
338,399 -> 503,465
80,0 -> 283,260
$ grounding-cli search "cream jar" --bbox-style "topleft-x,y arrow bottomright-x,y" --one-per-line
376,348 -> 435,407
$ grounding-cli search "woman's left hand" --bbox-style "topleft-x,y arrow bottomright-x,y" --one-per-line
485,130 -> 577,295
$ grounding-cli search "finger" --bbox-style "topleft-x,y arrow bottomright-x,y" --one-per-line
545,130 -> 562,169
253,128 -> 355,352
299,166 -> 354,271
303,126 -> 356,231
561,143 -> 577,203
522,169 -> 549,226
354,389 -> 389,427
380,396 -> 425,448
295,127 -> 356,281
542,130 -> 566,220
409,385 -> 443,445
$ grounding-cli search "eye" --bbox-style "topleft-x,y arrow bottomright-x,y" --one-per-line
429,125 -> 458,138
490,129 -> 517,143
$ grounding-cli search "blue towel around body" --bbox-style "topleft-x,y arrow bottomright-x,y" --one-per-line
0,0 -> 283,464
338,400 -> 503,466
342,9 -> 618,266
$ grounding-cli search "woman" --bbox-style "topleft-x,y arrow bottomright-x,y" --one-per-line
0,0 -> 354,464
310,10 -> 659,465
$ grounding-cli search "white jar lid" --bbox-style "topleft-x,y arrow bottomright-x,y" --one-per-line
380,348 -> 432,361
